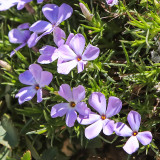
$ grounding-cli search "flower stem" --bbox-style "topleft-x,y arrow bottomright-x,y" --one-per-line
98,135 -> 118,144
127,154 -> 131,160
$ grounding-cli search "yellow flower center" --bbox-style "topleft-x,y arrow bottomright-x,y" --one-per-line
70,101 -> 76,108
77,57 -> 82,61
35,85 -> 40,90
133,131 -> 138,136
101,115 -> 106,120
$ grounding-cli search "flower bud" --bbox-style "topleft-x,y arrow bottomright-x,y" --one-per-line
0,60 -> 11,71
79,3 -> 93,21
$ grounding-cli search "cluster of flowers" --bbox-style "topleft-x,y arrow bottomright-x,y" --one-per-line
51,85 -> 153,155
15,64 -> 152,155
2,1 -> 152,156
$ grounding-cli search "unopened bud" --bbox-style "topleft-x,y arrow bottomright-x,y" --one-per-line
25,3 -> 35,14
79,3 -> 93,21
0,60 -> 11,71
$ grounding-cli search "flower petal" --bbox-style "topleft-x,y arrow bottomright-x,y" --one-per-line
65,33 -> 74,47
107,0 -> 118,6
18,23 -> 30,29
42,4 -> 59,24
38,52 -> 58,64
39,45 -> 57,55
51,103 -> 69,118
85,119 -> 103,139
19,70 -> 36,85
17,0 -> 30,10
57,3 -> 73,25
77,61 -> 87,73
58,84 -> 73,102
82,44 -> 100,61
127,110 -> 141,132
106,96 -> 122,118
37,0 -> 43,3
103,119 -> 115,135
38,45 -> 58,64
66,109 -> 77,127
39,71 -> 53,88
10,43 -> 26,57
123,136 -> 139,155
75,102 -> 90,116
57,59 -> 78,75
114,122 -> 132,137
53,27 -> 65,47
35,27 -> 53,43
136,131 -> 152,145
37,88 -> 42,103
69,34 -> 85,56
8,29 -> 30,44
72,85 -> 85,103
89,92 -> 106,115
77,113 -> 100,125
29,20 -> 52,33
15,86 -> 36,104
58,44 -> 77,61
27,32 -> 38,48
0,0 -> 18,11
29,64 -> 42,84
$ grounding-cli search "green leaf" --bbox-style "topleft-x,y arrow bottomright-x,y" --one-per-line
41,148 -> 57,160
0,114 -> 19,148
21,151 -> 32,160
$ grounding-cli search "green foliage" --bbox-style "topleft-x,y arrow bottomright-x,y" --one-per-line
0,114 -> 19,148
21,151 -> 31,160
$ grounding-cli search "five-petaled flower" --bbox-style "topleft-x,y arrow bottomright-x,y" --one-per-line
8,23 -> 37,57
57,33 -> 100,74
15,64 -> 53,104
77,92 -> 122,139
0,0 -> 43,11
37,27 -> 74,64
29,3 -> 73,46
51,84 -> 90,127
114,110 -> 152,154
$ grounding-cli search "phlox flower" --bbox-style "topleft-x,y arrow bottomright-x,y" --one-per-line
57,33 -> 100,74
77,92 -> 122,139
29,3 -> 73,46
37,27 -> 74,64
0,0 -> 43,11
51,84 -> 90,127
106,0 -> 118,6
8,23 -> 37,57
15,64 -> 53,104
114,110 -> 152,154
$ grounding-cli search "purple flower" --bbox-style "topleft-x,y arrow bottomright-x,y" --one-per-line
77,92 -> 122,139
51,84 -> 90,127
114,111 -> 152,154
106,0 -> 118,7
37,27 -> 74,64
15,64 -> 53,104
57,34 -> 100,74
29,3 -> 73,46
0,0 -> 43,11
8,23 -> 37,57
